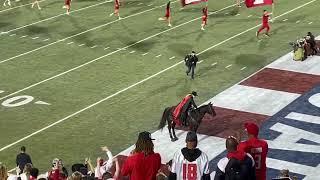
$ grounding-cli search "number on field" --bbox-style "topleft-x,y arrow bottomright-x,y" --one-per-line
2,95 -> 34,107
183,163 -> 197,180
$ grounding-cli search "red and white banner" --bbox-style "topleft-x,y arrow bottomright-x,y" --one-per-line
181,0 -> 207,6
245,0 -> 273,8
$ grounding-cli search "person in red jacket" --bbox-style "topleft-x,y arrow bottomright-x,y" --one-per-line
237,122 -> 268,180
256,10 -> 271,38
109,0 -> 121,19
121,131 -> 161,180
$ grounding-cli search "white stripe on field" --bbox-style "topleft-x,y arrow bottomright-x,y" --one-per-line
20,35 -> 28,38
240,67 -> 246,70
9,34 -> 16,36
67,42 -> 74,45
142,52 -> 149,56
32,37 -> 39,39
283,18 -> 288,21
90,45 -> 97,49
0,0 -> 46,13
169,56 -> 175,59
0,0 -> 315,152
235,13 -> 240,16
247,15 -> 252,17
225,64 -> 232,68
211,62 -> 217,66
78,44 -> 85,47
104,47 -> 110,50
43,38 -> 50,41
4,1 -> 112,33
129,50 -> 136,53
0,1 -> 179,64
198,60 -> 203,64
156,54 -> 162,58
308,22 -> 313,24
0,90 -> 4,93
296,20 -> 300,23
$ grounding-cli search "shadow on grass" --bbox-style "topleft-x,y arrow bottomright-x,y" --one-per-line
167,43 -> 193,56
235,54 -> 267,67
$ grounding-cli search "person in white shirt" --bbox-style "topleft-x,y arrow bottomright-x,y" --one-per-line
95,146 -> 113,180
169,131 -> 210,180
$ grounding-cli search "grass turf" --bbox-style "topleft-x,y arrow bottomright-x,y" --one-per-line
0,0 -> 319,172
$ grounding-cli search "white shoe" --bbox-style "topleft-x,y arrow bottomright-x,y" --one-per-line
66,11 -> 70,15
118,16 -> 121,20
168,23 -> 172,27
201,27 -> 205,30
109,13 -> 114,17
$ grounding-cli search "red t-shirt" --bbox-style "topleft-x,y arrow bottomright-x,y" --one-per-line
238,137 -> 268,180
262,14 -> 269,24
121,151 -> 161,180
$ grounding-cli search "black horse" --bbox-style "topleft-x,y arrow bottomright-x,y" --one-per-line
158,102 -> 216,141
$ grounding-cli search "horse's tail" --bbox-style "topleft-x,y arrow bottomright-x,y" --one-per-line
158,107 -> 170,130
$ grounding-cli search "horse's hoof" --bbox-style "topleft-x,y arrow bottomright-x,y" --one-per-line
171,139 -> 175,142
174,137 -> 179,141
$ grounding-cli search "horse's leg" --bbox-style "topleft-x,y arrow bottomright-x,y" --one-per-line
172,122 -> 178,141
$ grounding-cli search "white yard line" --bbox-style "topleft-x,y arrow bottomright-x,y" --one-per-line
90,45 -> 98,49
129,50 -> 136,53
240,66 -> 247,71
308,22 -> 313,24
31,37 -> 39,40
9,33 -> 16,36
235,13 -> 240,16
78,44 -> 85,47
104,47 -> 110,50
198,60 -> 203,64
282,18 -> 288,22
296,20 -> 300,23
169,56 -> 175,60
0,0 -> 316,152
247,15 -> 252,18
211,62 -> 217,66
0,0 -> 46,13
225,64 -> 232,68
20,35 -> 28,38
67,42 -> 74,45
0,90 -> 4,93
43,38 -> 50,41
0,1 -> 179,64
142,52 -> 149,56
156,54 -> 162,58
4,1 -> 112,33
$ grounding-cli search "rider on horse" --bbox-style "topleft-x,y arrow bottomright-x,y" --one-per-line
173,91 -> 198,126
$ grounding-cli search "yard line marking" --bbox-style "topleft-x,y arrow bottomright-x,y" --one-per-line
129,50 -> 136,53
78,44 -> 85,47
235,13 -> 240,16
247,15 -> 252,18
240,67 -> 247,71
43,38 -> 50,41
211,62 -> 217,66
35,101 -> 51,105
148,3 -> 153,6
0,0 -> 315,151
0,90 -> 4,93
67,42 -> 74,45
32,37 -> 39,39
169,56 -> 175,60
0,1 -> 179,64
138,2 -> 143,5
104,47 -> 110,50
0,0 -> 46,13
156,54 -> 162,58
225,64 -> 232,68
90,45 -> 98,49
296,20 -> 300,23
225,12 -> 229,15
308,22 -> 313,24
198,60 -> 203,64
9,33 -> 16,36
0,2 -> 239,102
282,18 -> 288,22
20,35 -> 28,38
4,1 -> 112,33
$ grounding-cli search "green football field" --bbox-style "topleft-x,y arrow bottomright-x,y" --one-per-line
0,0 -> 319,172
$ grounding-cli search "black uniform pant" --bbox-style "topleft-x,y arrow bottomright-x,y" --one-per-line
186,65 -> 196,79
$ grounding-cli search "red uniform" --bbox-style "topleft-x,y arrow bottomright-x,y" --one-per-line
202,7 -> 208,25
165,2 -> 170,18
114,0 -> 120,10
238,137 -> 268,180
65,0 -> 71,6
258,13 -> 270,34
121,152 -> 161,180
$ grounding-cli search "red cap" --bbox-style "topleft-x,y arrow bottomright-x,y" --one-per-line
244,122 -> 259,137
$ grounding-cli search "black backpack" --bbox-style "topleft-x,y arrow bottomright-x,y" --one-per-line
224,156 -> 255,180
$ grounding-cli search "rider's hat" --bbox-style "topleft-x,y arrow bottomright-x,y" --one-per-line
191,91 -> 198,96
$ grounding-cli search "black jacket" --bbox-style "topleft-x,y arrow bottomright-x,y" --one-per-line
214,154 -> 256,180
16,153 -> 32,171
185,54 -> 199,67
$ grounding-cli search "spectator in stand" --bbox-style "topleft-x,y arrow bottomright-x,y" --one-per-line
16,146 -> 32,173
29,168 -> 39,180
237,122 -> 268,180
121,131 -> 161,180
169,131 -> 210,180
272,169 -> 297,180
214,136 -> 255,180
20,163 -> 32,180
71,158 -> 95,177
48,158 -> 68,180
101,158 -> 120,180
70,171 -> 82,180
0,162 -> 9,180
95,146 -> 113,180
